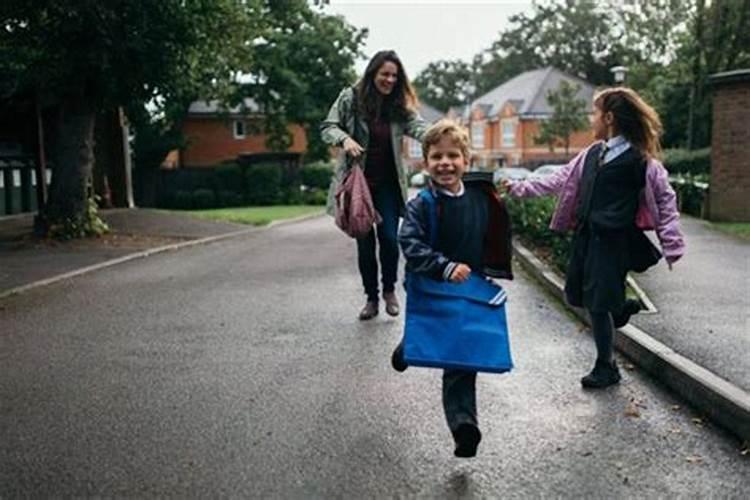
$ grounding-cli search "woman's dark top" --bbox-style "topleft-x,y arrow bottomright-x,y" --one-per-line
364,117 -> 398,190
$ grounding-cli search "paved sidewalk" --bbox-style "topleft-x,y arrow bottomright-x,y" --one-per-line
631,216 -> 749,392
0,209 -> 245,294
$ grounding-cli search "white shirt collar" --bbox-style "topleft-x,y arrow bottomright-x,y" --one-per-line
606,135 -> 629,149
437,181 -> 465,197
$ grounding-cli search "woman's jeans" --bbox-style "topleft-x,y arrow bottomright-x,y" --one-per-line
356,183 -> 401,302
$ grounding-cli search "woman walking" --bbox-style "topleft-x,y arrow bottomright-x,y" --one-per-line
321,50 -> 428,320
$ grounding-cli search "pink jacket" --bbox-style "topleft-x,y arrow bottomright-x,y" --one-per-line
509,144 -> 686,264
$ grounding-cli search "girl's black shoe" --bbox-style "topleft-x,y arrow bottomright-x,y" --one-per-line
581,359 -> 622,389
453,423 -> 482,458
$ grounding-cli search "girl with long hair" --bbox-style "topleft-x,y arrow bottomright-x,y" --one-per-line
504,87 -> 685,388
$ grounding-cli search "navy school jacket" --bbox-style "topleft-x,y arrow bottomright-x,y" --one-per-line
398,172 -> 513,281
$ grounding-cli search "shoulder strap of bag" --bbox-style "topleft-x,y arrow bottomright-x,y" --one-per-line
418,188 -> 439,247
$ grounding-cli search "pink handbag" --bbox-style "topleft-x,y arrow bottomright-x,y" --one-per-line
334,160 -> 381,238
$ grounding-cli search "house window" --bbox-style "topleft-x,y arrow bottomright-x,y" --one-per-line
501,120 -> 515,147
471,122 -> 484,149
409,138 -> 422,158
233,120 -> 246,139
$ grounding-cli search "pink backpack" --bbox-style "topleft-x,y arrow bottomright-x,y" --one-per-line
334,161 -> 381,238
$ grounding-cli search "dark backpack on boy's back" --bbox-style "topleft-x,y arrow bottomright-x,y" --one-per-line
402,188 -> 513,374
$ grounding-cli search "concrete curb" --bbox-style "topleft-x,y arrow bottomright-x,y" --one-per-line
512,238 -> 750,443
0,211 -> 325,300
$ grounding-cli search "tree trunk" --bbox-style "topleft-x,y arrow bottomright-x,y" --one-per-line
45,95 -> 97,228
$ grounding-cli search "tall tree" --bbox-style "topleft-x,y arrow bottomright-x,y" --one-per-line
0,0 -> 258,236
481,0 -> 631,86
413,60 -> 475,111
242,0 -> 367,160
535,81 -> 588,155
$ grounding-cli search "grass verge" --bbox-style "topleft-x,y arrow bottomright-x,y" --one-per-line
178,205 -> 324,226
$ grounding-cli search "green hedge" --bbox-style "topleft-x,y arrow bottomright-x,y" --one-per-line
663,148 -> 710,176
159,162 -> 333,209
505,196 -> 572,273
301,162 -> 334,190
245,162 -> 283,205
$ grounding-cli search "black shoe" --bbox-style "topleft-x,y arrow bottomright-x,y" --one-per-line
391,343 -> 407,372
581,359 -> 622,389
453,423 -> 482,458
358,301 -> 378,321
613,299 -> 643,328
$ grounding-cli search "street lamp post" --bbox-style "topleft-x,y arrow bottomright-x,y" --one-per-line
610,65 -> 629,84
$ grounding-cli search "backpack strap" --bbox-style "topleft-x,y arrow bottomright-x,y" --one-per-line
418,188 -> 439,248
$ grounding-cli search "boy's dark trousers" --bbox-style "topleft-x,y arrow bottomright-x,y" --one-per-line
356,183 -> 401,302
443,369 -> 478,433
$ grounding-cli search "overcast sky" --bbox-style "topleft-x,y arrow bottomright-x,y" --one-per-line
323,1 -> 535,77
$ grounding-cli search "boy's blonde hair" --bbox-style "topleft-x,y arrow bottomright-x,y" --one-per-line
422,119 -> 471,161
593,87 -> 663,159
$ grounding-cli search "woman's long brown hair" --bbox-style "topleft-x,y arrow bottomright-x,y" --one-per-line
355,50 -> 418,122
594,87 -> 663,159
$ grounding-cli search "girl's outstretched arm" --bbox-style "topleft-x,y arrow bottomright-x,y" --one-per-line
505,148 -> 588,199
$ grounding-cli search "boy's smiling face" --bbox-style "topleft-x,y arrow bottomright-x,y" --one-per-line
426,136 -> 468,194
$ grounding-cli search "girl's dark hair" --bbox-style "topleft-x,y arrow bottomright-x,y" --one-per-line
355,50 -> 418,122
594,87 -> 663,159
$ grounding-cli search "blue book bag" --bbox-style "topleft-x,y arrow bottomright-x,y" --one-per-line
403,189 -> 513,373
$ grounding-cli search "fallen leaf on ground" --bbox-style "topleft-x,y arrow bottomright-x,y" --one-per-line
624,403 -> 641,418
669,427 -> 682,434
691,417 -> 705,427
671,405 -> 681,411
686,455 -> 703,464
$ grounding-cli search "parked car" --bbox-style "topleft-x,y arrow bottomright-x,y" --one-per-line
410,171 -> 427,187
529,164 -> 565,179
492,167 -> 531,184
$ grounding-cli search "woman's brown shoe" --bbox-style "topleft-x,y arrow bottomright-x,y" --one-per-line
383,292 -> 400,317
358,301 -> 379,320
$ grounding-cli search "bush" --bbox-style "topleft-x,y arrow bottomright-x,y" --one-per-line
506,196 -> 572,273
282,185 -> 303,205
217,190 -> 244,207
663,148 -> 710,176
215,163 -> 245,192
174,190 -> 193,209
192,188 -> 216,209
245,162 -> 282,205
300,162 -> 334,190
302,189 -> 328,206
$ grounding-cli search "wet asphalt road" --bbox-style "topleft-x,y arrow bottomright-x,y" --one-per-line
1,216 -> 747,498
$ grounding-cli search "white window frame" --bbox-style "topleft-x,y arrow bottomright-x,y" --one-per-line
233,120 -> 246,139
471,122 -> 485,149
501,119 -> 515,147
408,138 -> 422,158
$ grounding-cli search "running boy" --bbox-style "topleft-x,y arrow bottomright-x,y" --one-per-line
394,119 -> 513,457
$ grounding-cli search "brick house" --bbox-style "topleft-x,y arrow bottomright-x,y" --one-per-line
403,101 -> 445,172
462,67 -> 596,168
708,69 -> 750,222
166,98 -> 307,168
